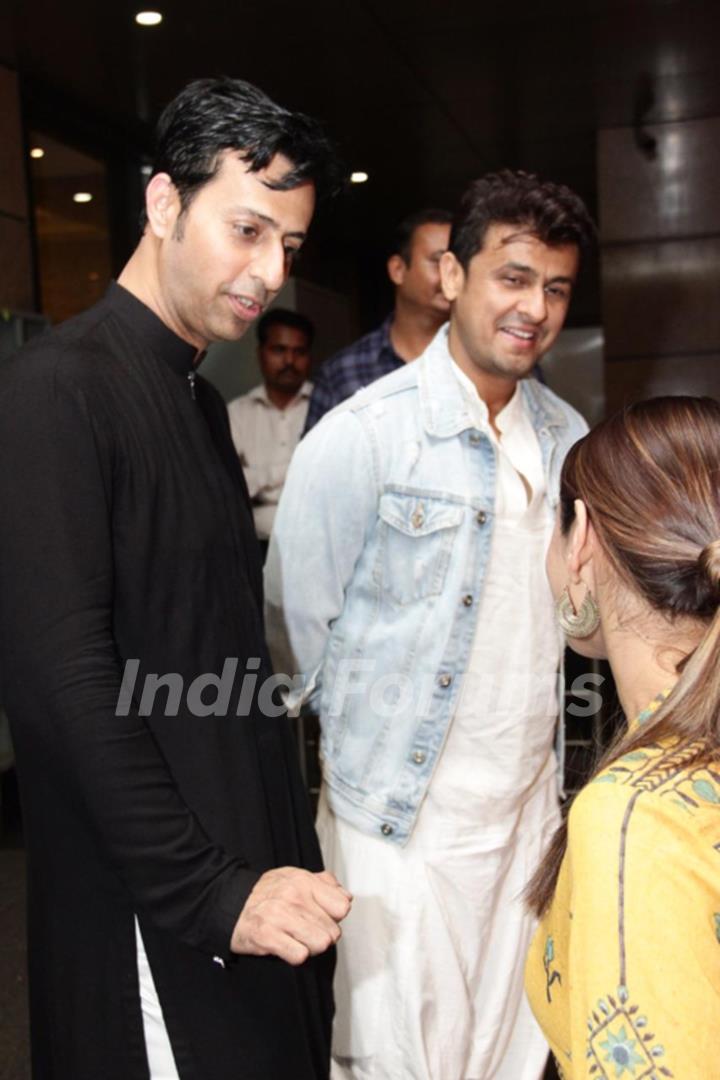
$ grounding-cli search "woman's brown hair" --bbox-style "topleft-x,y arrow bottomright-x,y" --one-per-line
527,396 -> 720,916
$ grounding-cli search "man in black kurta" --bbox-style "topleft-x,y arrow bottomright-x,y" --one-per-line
0,78 -> 348,1079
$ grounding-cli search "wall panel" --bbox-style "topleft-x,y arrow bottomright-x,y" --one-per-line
598,117 -> 720,412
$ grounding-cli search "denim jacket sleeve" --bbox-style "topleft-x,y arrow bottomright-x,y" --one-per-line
264,407 -> 379,711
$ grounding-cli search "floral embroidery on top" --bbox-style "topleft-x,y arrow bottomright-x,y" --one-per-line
663,765 -> 720,815
600,1025 -> 647,1077
544,934 -> 562,1003
594,743 -> 720,805
634,689 -> 672,726
583,692 -> 683,1079
586,987 -> 672,1078
590,691 -> 672,790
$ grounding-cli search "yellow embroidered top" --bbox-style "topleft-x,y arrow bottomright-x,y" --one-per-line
525,697 -> 720,1079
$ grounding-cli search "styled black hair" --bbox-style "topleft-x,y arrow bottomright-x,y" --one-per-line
141,77 -> 343,227
391,208 -> 453,264
449,170 -> 596,271
256,308 -> 315,347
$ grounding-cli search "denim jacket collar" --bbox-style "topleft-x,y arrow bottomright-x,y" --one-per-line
418,325 -> 570,439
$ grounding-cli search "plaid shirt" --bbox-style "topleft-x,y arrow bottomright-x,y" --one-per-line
303,316 -> 403,433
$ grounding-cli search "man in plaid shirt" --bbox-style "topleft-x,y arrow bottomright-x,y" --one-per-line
303,208 -> 452,432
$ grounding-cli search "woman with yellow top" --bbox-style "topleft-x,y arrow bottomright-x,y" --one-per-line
525,396 -> 720,1080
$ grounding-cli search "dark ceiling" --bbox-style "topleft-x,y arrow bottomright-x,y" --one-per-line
4,0 -> 720,323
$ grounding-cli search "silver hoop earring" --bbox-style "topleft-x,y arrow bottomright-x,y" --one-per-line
556,586 -> 600,638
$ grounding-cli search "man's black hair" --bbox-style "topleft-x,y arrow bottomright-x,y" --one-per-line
141,77 -> 343,227
256,308 -> 315,348
449,170 -> 597,271
391,208 -> 453,264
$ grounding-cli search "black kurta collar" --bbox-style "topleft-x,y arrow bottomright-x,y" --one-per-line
105,281 -> 203,375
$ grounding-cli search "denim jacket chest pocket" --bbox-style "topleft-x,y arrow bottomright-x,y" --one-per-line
375,490 -> 464,606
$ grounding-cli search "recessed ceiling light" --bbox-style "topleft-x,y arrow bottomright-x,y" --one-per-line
29,147 -> 45,160
350,171 -> 369,184
135,10 -> 162,25
73,192 -> 93,204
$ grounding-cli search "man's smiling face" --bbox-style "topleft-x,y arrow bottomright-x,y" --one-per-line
155,150 -> 315,349
440,222 -> 579,383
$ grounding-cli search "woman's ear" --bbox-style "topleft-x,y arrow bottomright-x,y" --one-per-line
567,499 -> 594,584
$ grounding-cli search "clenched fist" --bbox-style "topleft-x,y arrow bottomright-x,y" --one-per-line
231,867 -> 352,966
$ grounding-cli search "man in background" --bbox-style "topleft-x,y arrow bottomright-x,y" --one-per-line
303,207 -> 452,431
228,308 -> 313,553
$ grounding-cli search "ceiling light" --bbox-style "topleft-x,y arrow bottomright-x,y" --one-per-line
73,192 -> 93,204
135,11 -> 163,25
350,171 -> 369,184
29,147 -> 45,160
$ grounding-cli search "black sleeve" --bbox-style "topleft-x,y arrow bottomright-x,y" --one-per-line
0,360 -> 258,959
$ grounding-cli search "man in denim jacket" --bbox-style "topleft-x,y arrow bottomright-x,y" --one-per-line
266,171 -> 594,1080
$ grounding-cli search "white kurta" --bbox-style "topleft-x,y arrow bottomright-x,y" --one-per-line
227,381 -> 311,540
317,366 -> 562,1079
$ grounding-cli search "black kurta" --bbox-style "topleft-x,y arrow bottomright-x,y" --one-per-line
0,283 -> 333,1079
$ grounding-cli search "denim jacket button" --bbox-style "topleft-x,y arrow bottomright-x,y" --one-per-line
412,750 -> 426,765
381,823 -> 394,836
462,594 -> 473,607
476,510 -> 487,525
469,431 -> 481,446
438,673 -> 452,688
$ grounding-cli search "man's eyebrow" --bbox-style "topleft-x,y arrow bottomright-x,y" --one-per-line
495,261 -> 574,285
227,206 -> 307,239
496,261 -> 537,277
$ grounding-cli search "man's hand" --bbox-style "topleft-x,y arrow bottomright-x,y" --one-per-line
230,867 -> 352,966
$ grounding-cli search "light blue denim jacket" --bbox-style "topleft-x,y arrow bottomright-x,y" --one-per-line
265,327 -> 588,845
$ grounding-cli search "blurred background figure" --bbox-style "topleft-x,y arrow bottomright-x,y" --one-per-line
303,208 -> 452,431
228,308 -> 314,555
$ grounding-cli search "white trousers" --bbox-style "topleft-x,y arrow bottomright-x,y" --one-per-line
135,918 -> 181,1080
317,778 -> 555,1080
